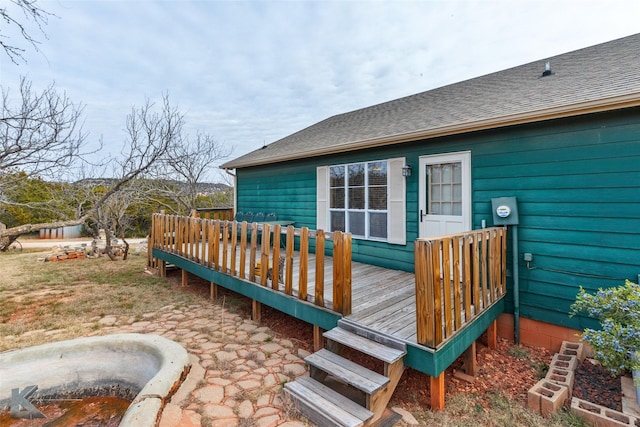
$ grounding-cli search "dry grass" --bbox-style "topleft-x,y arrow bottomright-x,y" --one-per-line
399,391 -> 589,426
0,249 -> 198,352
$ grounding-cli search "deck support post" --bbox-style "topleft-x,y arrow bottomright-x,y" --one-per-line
252,300 -> 261,322
487,319 -> 498,350
181,269 -> 188,287
210,282 -> 218,300
463,341 -> 477,377
430,372 -> 445,410
313,325 -> 323,352
159,260 -> 166,278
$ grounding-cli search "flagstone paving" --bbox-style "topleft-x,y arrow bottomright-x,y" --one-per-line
90,303 -> 311,426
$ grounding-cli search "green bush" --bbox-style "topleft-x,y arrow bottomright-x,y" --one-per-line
570,280 -> 640,375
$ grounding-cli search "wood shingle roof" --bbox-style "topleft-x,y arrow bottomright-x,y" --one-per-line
222,33 -> 640,169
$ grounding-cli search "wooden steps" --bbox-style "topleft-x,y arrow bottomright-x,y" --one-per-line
306,349 -> 389,394
284,323 -> 407,426
285,376 -> 373,427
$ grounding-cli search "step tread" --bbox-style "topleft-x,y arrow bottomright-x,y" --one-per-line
285,376 -> 373,427
324,327 -> 406,363
338,319 -> 408,353
305,349 -> 389,395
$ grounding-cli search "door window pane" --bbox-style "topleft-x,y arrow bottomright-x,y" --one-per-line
428,162 -> 462,216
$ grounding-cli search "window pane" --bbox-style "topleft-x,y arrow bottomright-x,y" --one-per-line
368,187 -> 387,210
368,161 -> 387,185
431,202 -> 440,215
453,202 -> 462,216
441,203 -> 452,215
330,188 -> 344,208
428,165 -> 440,183
442,184 -> 452,202
349,187 -> 365,209
349,212 -> 365,236
348,164 -> 364,186
453,163 -> 461,183
330,166 -> 344,187
452,183 -> 462,202
369,212 -> 387,238
431,185 -> 440,202
442,164 -> 452,183
331,211 -> 345,232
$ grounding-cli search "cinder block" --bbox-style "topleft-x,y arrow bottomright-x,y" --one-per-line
550,353 -> 579,372
571,397 -> 638,427
545,366 -> 575,398
560,341 -> 585,362
527,379 -> 568,416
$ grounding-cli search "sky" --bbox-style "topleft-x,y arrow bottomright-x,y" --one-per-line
1,0 -> 639,182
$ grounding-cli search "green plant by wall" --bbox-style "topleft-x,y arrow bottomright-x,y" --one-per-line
570,280 -> 640,375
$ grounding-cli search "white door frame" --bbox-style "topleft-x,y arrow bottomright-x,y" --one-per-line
418,151 -> 471,238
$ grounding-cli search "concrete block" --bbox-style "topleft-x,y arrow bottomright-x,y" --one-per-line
571,397 -> 639,427
550,353 -> 579,372
545,366 -> 575,398
527,379 -> 568,416
560,341 -> 585,362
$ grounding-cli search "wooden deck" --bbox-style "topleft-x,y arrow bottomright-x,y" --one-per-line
153,239 -> 503,351
150,214 -> 507,380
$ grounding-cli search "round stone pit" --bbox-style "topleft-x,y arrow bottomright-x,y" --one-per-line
0,333 -> 190,426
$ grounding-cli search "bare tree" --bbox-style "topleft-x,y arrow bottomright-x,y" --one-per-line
1,0 -> 53,64
0,94 -> 183,251
1,77 -> 86,187
89,186 -> 138,260
149,131 -> 231,214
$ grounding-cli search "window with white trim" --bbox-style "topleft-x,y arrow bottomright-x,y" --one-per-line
329,160 -> 388,240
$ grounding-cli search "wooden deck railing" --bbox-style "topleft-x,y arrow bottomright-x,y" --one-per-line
414,227 -> 507,348
150,213 -> 353,315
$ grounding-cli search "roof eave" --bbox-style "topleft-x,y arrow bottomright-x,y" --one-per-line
221,93 -> 640,170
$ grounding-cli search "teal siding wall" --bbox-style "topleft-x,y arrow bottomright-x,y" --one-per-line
236,107 -> 640,330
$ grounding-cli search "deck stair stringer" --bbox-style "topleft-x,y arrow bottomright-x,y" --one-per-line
284,319 -> 407,426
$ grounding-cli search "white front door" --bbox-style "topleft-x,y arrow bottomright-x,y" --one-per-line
418,151 -> 471,238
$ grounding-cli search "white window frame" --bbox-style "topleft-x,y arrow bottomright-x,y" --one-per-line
317,157 -> 406,245
329,160 -> 388,241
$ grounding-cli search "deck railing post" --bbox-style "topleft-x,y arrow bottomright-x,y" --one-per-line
298,227 -> 309,300
230,221 -> 238,275
332,231 -> 344,314
284,226 -> 294,295
260,223 -> 271,286
342,232 -> 352,316
314,230 -> 325,307
271,224 -> 281,290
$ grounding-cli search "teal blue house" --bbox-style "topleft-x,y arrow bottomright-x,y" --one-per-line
222,34 -> 640,348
